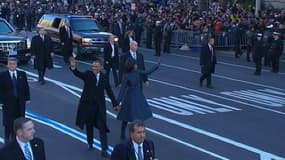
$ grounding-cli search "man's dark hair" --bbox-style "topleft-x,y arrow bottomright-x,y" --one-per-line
92,58 -> 102,65
129,120 -> 145,133
14,117 -> 32,132
7,57 -> 18,63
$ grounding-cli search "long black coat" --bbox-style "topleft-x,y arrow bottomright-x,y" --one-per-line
200,44 -> 217,74
59,26 -> 73,55
0,138 -> 46,160
253,39 -> 266,60
119,51 -> 147,85
0,70 -> 30,127
110,140 -> 155,160
31,35 -> 53,70
104,43 -> 119,69
71,69 -> 118,131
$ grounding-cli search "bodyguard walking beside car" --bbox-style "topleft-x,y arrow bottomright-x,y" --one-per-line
59,19 -> 73,64
31,27 -> 54,85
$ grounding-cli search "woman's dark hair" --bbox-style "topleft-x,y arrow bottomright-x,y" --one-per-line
125,58 -> 137,72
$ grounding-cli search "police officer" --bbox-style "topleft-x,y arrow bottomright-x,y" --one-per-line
252,33 -> 266,75
269,32 -> 283,73
154,20 -> 163,56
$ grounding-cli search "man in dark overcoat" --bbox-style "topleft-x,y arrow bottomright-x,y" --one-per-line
200,37 -> 217,88
31,27 -> 54,85
59,19 -> 73,64
104,35 -> 119,87
118,41 -> 148,87
0,58 -> 30,143
70,57 -> 119,158
269,32 -> 284,73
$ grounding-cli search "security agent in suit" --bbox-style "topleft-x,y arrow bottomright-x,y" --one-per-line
0,58 -> 30,143
0,117 -> 46,160
104,35 -> 119,87
59,19 -> 73,64
200,37 -> 217,88
31,27 -> 54,85
119,41 -> 149,87
70,57 -> 119,158
111,120 -> 155,160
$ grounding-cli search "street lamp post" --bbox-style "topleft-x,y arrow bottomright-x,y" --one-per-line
255,0 -> 261,17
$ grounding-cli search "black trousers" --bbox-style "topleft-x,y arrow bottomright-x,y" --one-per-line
200,73 -> 212,87
105,62 -> 119,86
155,39 -> 162,56
86,124 -> 108,151
4,124 -> 15,143
38,69 -> 46,82
271,55 -> 280,72
255,58 -> 262,74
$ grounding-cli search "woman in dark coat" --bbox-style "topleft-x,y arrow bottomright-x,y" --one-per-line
117,58 -> 160,139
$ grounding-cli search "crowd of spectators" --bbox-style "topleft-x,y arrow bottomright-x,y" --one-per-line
1,0 -> 285,41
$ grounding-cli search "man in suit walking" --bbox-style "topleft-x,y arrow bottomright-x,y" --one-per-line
0,117 -> 46,160
70,57 -> 119,158
104,35 -> 119,87
200,37 -> 217,88
110,120 -> 156,160
0,58 -> 30,143
119,41 -> 148,87
31,27 -> 54,85
59,19 -> 73,64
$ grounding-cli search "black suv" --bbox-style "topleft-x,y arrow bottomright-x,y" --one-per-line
0,18 -> 31,64
37,14 -> 118,58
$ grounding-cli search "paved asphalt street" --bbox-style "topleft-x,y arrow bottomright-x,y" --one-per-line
0,45 -> 285,160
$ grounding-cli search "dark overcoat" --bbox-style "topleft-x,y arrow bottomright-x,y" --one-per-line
200,44 -> 217,74
103,43 -> 119,69
71,69 -> 118,131
0,138 -> 46,160
31,35 -> 53,70
0,70 -> 30,127
110,139 -> 155,160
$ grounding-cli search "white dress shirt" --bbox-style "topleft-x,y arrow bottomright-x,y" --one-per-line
17,137 -> 34,160
9,70 -> 17,79
132,141 -> 144,160
110,43 -> 115,57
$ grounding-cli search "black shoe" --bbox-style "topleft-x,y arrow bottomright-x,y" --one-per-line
207,85 -> 214,89
101,150 -> 110,158
88,144 -> 94,151
199,81 -> 203,87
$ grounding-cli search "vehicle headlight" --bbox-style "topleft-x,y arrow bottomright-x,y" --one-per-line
81,38 -> 92,46
114,37 -> 119,42
26,38 -> 31,49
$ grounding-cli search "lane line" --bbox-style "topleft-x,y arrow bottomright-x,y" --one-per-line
17,68 -> 285,160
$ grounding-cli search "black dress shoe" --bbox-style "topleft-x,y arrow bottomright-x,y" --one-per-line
207,85 -> 214,89
101,150 -> 110,158
88,144 -> 94,151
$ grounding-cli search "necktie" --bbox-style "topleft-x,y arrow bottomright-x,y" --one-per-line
24,143 -> 32,160
12,72 -> 18,98
132,53 -> 137,60
137,145 -> 143,160
96,74 -> 99,86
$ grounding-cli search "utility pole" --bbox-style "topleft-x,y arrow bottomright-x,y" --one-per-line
255,0 -> 261,17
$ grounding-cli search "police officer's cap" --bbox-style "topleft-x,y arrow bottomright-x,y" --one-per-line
273,32 -> 280,36
257,33 -> 263,37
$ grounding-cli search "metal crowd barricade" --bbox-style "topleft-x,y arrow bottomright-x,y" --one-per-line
140,28 -> 248,51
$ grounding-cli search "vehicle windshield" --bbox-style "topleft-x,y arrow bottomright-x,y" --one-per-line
70,19 -> 100,32
0,20 -> 14,34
